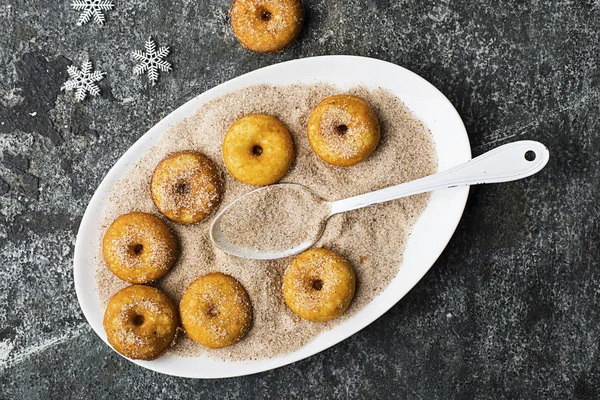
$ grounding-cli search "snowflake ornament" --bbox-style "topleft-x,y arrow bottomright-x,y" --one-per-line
61,61 -> 105,102
132,37 -> 172,86
71,0 -> 114,26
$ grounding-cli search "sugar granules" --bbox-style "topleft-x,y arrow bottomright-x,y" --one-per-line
219,184 -> 330,253
95,84 -> 437,361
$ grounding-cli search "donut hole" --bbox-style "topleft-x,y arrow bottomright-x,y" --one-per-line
132,314 -> 145,326
175,181 -> 190,195
131,244 -> 144,255
335,124 -> 349,135
260,10 -> 272,21
252,145 -> 263,156
207,305 -> 220,318
312,279 -> 324,291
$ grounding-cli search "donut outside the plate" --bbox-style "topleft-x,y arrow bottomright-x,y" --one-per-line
230,0 -> 304,53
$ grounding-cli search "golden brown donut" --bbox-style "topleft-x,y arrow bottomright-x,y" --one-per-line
180,272 -> 253,348
230,0 -> 304,53
151,151 -> 223,224
283,248 -> 356,322
223,114 -> 295,186
307,95 -> 381,166
103,285 -> 178,360
103,212 -> 178,284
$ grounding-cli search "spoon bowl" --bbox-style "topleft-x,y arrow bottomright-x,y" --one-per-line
210,183 -> 330,260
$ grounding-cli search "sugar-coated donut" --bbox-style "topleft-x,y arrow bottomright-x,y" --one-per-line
151,151 -> 223,224
103,212 -> 178,284
103,285 -> 178,360
230,0 -> 304,53
223,114 -> 295,186
307,95 -> 381,167
283,248 -> 356,322
180,272 -> 253,348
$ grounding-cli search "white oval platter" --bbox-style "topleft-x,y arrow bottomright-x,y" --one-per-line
73,55 -> 471,378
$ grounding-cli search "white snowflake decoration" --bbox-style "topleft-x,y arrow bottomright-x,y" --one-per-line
71,0 -> 114,26
132,37 -> 172,86
61,61 -> 105,102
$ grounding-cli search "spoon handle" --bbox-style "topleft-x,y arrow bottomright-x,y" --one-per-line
329,140 -> 550,215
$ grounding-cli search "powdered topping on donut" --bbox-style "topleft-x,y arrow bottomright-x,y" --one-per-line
180,273 -> 253,348
151,151 -> 224,224
318,106 -> 369,160
283,248 -> 356,321
102,212 -> 178,284
103,285 -> 178,360
108,225 -> 174,269
307,94 -> 381,166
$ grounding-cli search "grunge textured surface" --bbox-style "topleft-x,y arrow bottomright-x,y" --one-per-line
0,1 -> 599,399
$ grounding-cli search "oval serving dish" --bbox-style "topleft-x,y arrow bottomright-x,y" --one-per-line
73,55 -> 471,378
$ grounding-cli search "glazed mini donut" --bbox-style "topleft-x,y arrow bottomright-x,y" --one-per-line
151,151 -> 224,224
230,0 -> 304,53
180,272 -> 253,348
103,285 -> 178,360
103,212 -> 178,284
307,95 -> 381,167
223,114 -> 295,186
283,248 -> 356,322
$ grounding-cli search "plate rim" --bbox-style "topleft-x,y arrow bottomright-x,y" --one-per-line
74,55 -> 471,379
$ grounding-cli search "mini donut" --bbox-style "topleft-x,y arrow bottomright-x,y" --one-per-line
103,212 -> 178,284
230,0 -> 304,53
223,114 -> 295,186
180,272 -> 253,348
151,151 -> 223,224
307,95 -> 381,167
283,248 -> 356,322
103,285 -> 178,360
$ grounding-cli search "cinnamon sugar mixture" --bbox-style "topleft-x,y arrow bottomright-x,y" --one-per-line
219,184 -> 330,253
319,107 -> 370,159
95,84 -> 437,361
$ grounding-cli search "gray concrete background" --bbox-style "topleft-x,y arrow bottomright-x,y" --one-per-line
0,0 -> 599,398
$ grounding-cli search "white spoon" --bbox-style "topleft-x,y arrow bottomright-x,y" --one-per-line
210,140 -> 549,260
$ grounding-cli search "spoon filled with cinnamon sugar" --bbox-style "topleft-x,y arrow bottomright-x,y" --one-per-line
210,140 -> 549,260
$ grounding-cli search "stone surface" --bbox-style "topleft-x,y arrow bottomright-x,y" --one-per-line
0,0 -> 599,398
